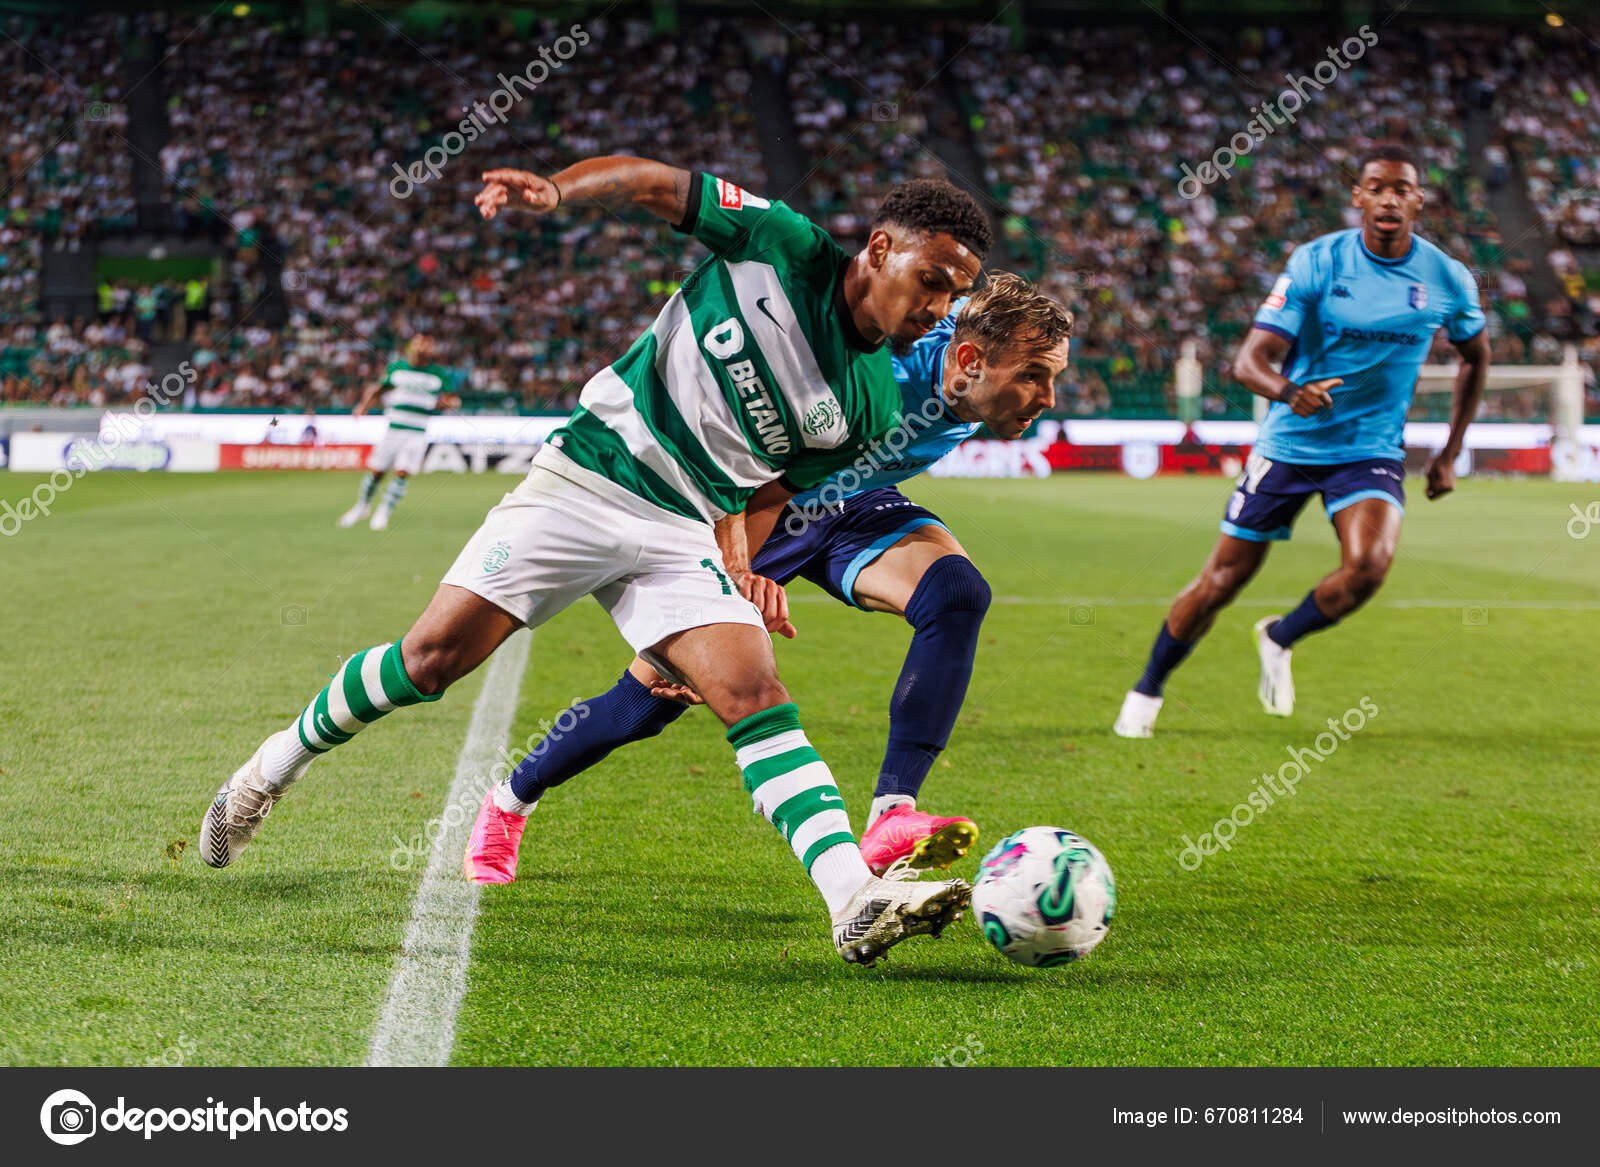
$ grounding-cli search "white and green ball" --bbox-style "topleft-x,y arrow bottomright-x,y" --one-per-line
973,826 -> 1115,966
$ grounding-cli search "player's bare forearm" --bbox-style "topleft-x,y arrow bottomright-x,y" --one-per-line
716,490 -> 797,639
476,157 -> 690,225
1233,327 -> 1295,401
351,384 -> 383,417
743,481 -> 793,558
1233,327 -> 1341,416
551,157 -> 691,222
713,511 -> 751,583
1441,330 -> 1490,457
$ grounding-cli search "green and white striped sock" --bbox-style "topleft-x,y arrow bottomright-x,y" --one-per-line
379,475 -> 408,511
728,703 -> 870,913
259,642 -> 440,786
356,472 -> 379,505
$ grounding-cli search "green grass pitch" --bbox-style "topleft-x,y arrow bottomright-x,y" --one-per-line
1,469 -> 1596,1066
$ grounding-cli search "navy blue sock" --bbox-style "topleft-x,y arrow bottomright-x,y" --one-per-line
508,672 -> 686,804
876,555 -> 992,799
1134,621 -> 1195,697
1268,589 -> 1339,648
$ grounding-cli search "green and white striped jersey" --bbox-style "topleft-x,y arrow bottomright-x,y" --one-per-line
381,360 -> 453,433
541,171 -> 904,523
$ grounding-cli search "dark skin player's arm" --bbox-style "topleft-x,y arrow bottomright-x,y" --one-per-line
1233,326 -> 1345,417
643,489 -> 797,705
475,156 -> 693,225
1426,327 -> 1490,500
743,480 -> 794,556
726,482 -> 796,640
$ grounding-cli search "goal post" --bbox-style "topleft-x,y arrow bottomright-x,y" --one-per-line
1416,343 -> 1583,481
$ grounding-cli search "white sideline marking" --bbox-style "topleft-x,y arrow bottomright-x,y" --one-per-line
365,629 -> 532,1067
790,595 -> 1600,611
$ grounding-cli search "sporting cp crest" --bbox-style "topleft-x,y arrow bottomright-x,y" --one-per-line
801,398 -> 841,436
1408,283 -> 1428,311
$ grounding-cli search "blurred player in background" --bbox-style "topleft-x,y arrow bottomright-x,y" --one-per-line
337,334 -> 460,530
467,273 -> 1073,884
1115,145 -> 1490,737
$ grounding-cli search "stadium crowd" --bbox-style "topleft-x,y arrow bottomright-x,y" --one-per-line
0,14 -> 136,323
1,9 -> 1596,421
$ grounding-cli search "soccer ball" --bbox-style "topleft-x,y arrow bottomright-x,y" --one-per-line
973,826 -> 1116,966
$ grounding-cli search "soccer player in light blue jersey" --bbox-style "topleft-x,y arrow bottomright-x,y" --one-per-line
467,273 -> 1074,883
1115,145 -> 1491,737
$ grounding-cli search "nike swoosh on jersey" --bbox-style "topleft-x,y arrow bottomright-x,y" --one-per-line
755,296 -> 786,332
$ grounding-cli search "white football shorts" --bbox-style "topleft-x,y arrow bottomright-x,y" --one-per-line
367,428 -> 429,475
440,447 -> 764,653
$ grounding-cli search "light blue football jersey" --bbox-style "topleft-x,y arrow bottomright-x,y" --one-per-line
790,303 -> 979,506
1251,229 -> 1486,465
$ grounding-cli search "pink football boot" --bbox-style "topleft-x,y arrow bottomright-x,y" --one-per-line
859,804 -> 979,877
463,788 -> 528,884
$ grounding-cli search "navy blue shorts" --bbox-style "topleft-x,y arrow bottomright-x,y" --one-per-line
753,486 -> 949,608
1221,455 -> 1405,542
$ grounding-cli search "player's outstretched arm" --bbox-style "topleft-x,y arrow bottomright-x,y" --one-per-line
1427,328 -> 1491,500
1233,327 -> 1342,417
475,156 -> 691,225
350,380 -> 384,418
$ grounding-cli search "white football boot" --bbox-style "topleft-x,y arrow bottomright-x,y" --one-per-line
1113,690 -> 1164,738
201,736 -> 309,868
336,501 -> 371,528
1254,616 -> 1295,716
831,861 -> 971,966
368,506 -> 391,531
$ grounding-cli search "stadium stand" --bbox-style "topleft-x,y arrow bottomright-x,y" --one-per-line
0,7 -> 1594,421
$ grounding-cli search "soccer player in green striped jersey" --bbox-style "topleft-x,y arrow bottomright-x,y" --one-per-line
337,334 -> 462,531
202,155 -> 993,966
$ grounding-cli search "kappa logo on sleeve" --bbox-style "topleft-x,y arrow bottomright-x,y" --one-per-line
1263,275 -> 1292,311
715,178 -> 770,211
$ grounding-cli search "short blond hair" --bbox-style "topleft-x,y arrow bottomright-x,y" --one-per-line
951,271 -> 1074,362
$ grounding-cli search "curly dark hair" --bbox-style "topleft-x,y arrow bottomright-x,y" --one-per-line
872,178 -> 993,258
